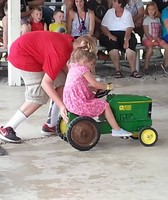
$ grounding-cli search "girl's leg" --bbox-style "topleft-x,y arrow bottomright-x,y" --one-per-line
142,39 -> 153,69
144,47 -> 153,69
104,104 -> 120,130
104,104 -> 132,137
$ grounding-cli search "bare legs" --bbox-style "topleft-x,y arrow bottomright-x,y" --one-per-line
104,104 -> 120,130
108,48 -> 137,72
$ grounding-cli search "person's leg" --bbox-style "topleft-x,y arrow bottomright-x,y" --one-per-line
159,40 -> 168,67
2,15 -> 8,49
0,71 -> 48,143
126,48 -> 142,78
144,47 -> 153,69
41,70 -> 66,135
104,104 -> 132,137
108,49 -> 121,72
41,87 -> 63,135
126,48 -> 136,72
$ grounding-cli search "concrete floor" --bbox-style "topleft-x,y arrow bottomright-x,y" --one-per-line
0,75 -> 168,200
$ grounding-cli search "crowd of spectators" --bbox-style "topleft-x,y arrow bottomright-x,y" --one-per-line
1,0 -> 168,75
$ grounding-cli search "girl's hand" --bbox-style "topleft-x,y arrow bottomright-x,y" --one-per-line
155,37 -> 161,43
60,105 -> 69,123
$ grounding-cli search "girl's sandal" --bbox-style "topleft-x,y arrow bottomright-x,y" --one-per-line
114,71 -> 123,78
130,71 -> 142,78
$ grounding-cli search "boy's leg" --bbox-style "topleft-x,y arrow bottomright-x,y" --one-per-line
0,70 -> 48,143
41,70 -> 66,135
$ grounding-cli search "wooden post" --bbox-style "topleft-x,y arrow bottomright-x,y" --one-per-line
8,0 -> 21,86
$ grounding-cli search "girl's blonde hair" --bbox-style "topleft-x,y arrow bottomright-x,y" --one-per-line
70,48 -> 97,64
145,2 -> 160,17
75,34 -> 97,54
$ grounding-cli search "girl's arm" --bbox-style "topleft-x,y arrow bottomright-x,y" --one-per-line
83,71 -> 114,90
143,25 -> 154,41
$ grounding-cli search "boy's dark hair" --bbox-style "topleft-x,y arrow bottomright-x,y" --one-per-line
53,9 -> 64,16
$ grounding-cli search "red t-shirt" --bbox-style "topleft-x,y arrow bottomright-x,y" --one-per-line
8,31 -> 74,80
31,20 -> 45,31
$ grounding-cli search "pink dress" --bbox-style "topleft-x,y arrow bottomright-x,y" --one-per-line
63,63 -> 108,117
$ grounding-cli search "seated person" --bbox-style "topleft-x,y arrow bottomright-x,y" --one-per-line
87,0 -> 111,39
62,0 -> 74,22
1,0 -> 7,49
142,2 -> 168,74
28,0 -> 54,27
66,0 -> 95,38
1,0 -> 31,50
126,0 -> 144,41
87,0 -> 111,61
99,0 -> 141,78
30,6 -> 47,31
49,9 -> 67,33
161,5 -> 168,48
152,0 -> 168,15
21,0 -> 32,34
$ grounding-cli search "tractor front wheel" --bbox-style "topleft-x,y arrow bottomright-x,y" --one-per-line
139,127 -> 158,146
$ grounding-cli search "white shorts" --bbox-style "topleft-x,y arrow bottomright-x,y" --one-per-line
20,70 -> 66,105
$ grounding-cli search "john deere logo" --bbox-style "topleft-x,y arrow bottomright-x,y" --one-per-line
119,105 -> 132,111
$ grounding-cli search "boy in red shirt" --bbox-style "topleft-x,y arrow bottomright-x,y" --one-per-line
0,31 -> 96,143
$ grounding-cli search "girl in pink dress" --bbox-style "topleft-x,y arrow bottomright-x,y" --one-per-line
63,47 -> 132,137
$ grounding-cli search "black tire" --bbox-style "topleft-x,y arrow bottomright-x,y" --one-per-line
67,117 -> 100,151
57,115 -> 68,142
139,127 -> 158,146
130,132 -> 139,140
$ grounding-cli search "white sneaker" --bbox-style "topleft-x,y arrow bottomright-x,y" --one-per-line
112,128 -> 132,137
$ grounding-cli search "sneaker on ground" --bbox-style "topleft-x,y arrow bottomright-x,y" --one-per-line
41,123 -> 56,136
112,128 -> 132,137
0,126 -> 21,143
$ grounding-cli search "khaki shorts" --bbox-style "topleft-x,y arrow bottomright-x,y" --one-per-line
20,70 -> 66,105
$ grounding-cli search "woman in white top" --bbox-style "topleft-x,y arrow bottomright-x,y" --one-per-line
99,0 -> 141,78
66,0 -> 95,38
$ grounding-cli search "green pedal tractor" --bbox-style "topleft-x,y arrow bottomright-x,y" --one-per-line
57,90 -> 158,151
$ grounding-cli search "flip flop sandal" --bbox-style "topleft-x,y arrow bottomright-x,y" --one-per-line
130,71 -> 142,78
143,68 -> 150,75
114,71 -> 123,78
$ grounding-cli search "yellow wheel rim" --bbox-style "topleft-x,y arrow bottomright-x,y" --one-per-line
60,119 -> 67,135
141,129 -> 157,145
